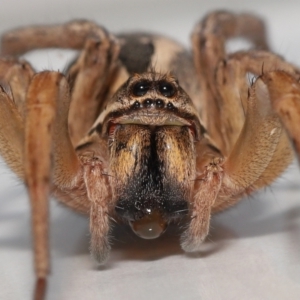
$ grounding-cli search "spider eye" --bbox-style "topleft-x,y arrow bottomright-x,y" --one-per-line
158,81 -> 175,97
132,80 -> 150,96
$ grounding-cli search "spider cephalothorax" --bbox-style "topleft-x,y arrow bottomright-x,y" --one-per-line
0,11 -> 300,300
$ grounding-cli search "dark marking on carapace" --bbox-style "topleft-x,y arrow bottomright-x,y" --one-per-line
118,34 -> 155,74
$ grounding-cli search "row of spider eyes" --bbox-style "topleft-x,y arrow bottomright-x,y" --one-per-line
132,99 -> 175,109
131,80 -> 176,97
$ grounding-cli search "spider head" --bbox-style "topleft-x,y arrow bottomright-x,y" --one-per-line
94,73 -> 204,239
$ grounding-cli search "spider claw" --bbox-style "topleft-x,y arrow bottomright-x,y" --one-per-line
180,229 -> 207,253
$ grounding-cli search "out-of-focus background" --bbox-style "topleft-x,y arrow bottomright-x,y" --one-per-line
0,1 -> 300,299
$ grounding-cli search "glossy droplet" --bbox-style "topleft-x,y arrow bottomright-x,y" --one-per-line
129,210 -> 168,239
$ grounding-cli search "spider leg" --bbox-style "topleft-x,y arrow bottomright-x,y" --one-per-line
181,141 -> 223,252
185,11 -> 300,249
181,70 -> 293,251
1,20 -> 106,55
213,50 -> 298,154
28,70 -> 113,267
263,71 -> 300,163
67,28 -> 120,145
24,72 -> 82,299
0,58 -> 34,117
220,76 -> 285,194
191,11 -> 269,152
0,58 -> 36,177
1,21 -> 118,275
0,82 -> 24,177
81,151 -> 112,264
0,70 -> 79,299
0,20 -> 121,147
212,52 -> 299,211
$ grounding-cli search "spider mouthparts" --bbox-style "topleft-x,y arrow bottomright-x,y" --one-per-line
129,209 -> 168,239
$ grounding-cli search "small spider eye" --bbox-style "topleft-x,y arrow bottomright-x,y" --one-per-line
143,99 -> 153,107
132,80 -> 150,96
155,99 -> 164,108
158,81 -> 175,97
167,102 -> 174,110
133,101 -> 141,109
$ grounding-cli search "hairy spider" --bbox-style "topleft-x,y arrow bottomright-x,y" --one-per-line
0,11 -> 300,300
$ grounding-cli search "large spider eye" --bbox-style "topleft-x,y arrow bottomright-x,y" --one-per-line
158,81 -> 175,97
132,80 -> 150,96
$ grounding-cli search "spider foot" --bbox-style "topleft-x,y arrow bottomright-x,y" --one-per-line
180,216 -> 208,252
90,235 -> 111,265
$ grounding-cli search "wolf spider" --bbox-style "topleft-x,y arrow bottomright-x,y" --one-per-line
0,11 -> 300,300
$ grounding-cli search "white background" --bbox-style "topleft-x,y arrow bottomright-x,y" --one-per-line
0,0 -> 300,299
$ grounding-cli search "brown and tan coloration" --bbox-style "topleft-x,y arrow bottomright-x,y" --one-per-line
0,11 -> 300,300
